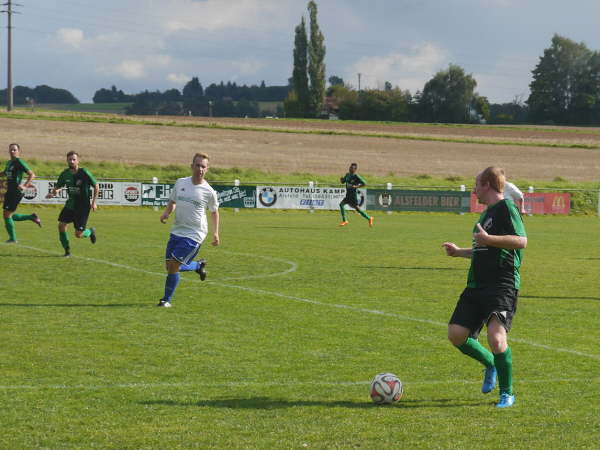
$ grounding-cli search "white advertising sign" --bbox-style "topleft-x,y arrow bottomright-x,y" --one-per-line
256,185 -> 366,210
20,180 -> 142,206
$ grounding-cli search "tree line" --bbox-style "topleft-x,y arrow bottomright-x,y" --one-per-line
0,85 -> 79,105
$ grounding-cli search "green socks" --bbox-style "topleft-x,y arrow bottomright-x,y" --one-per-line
59,231 -> 70,250
12,213 -> 33,221
82,228 -> 92,238
340,205 -> 347,221
494,347 -> 513,395
358,209 -> 371,220
457,337 -> 495,368
4,217 -> 16,241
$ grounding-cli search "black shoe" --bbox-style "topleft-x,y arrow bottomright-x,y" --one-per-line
90,227 -> 96,244
5,239 -> 17,244
31,213 -> 42,228
157,299 -> 172,308
64,248 -> 71,258
195,259 -> 207,281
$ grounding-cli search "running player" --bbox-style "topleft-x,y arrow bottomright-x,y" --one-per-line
442,166 -> 527,408
45,151 -> 98,257
157,152 -> 220,308
1,143 -> 42,243
338,162 -> 373,227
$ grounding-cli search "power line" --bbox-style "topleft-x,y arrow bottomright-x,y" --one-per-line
1,0 -> 22,111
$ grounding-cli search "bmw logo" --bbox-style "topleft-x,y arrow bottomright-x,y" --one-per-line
259,187 -> 277,207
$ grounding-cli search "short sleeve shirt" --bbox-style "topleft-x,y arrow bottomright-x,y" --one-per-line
169,177 -> 219,244
55,167 -> 97,210
4,158 -> 31,190
467,199 -> 526,290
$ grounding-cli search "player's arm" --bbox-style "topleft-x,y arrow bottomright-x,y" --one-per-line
473,223 -> 527,249
442,242 -> 472,258
46,178 -> 65,198
211,210 -> 220,246
353,174 -> 366,189
21,169 -> 35,189
160,200 -> 176,223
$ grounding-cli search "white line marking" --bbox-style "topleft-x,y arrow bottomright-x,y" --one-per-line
0,377 -> 598,391
7,243 -> 600,361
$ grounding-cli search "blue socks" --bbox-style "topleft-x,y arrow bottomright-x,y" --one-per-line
179,261 -> 200,272
163,273 -> 180,302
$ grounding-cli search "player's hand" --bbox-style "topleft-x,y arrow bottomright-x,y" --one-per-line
442,242 -> 460,256
45,192 -> 54,199
473,223 -> 489,247
91,201 -> 98,211
212,233 -> 220,246
17,184 -> 24,191
160,213 -> 169,224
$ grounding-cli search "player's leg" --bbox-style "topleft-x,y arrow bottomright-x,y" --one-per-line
3,208 -> 17,242
159,235 -> 199,306
74,208 -> 95,243
12,212 -> 42,227
177,241 -> 206,280
488,315 -> 515,407
351,204 -> 373,226
339,199 -> 349,225
57,208 -> 73,256
159,258 -> 182,307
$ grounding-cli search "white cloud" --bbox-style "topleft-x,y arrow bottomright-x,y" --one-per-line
162,0 -> 293,33
56,28 -> 85,49
167,73 -> 190,84
348,43 -> 449,92
114,60 -> 145,79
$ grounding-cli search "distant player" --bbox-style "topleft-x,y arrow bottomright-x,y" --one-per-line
1,143 -> 42,243
442,166 -> 527,408
157,152 -> 220,308
339,162 -> 373,227
46,151 -> 98,257
503,180 -> 526,214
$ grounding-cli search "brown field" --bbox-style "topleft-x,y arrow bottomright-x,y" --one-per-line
1,114 -> 600,181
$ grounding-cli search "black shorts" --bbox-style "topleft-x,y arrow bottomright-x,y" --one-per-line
449,287 -> 518,339
340,196 -> 358,208
58,206 -> 91,231
3,188 -> 24,212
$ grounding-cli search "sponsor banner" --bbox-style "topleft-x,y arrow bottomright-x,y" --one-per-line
20,180 -> 142,206
142,183 -> 174,207
470,192 -> 570,215
213,185 -> 256,208
256,185 -> 366,210
367,189 -> 471,212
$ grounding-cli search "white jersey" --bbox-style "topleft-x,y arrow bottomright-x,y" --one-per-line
169,177 -> 219,244
504,181 -> 524,203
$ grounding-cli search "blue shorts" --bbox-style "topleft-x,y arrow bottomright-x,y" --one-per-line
165,234 -> 201,264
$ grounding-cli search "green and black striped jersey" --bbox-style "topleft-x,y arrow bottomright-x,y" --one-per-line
55,167 -> 97,210
341,172 -> 366,199
467,199 -> 526,289
4,158 -> 31,189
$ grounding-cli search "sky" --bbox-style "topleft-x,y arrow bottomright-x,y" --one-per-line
2,0 -> 600,103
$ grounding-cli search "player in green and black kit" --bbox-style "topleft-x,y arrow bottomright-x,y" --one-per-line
339,163 -> 373,227
442,166 -> 527,409
1,143 -> 42,243
46,151 -> 98,257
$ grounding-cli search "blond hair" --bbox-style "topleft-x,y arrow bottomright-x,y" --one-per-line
192,153 -> 209,164
480,166 -> 505,193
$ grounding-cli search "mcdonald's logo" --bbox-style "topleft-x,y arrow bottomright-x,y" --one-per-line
552,195 -> 566,210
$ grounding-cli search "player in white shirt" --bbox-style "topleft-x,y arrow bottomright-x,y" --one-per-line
157,153 -> 220,307
503,181 -> 525,214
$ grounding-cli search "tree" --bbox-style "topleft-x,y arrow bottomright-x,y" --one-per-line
93,85 -> 131,103
328,75 -> 344,86
291,17 -> 309,117
307,1 -> 326,117
418,64 -> 477,123
182,77 -> 206,115
528,34 -> 600,125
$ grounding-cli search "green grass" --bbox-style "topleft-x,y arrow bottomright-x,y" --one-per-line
3,110 -> 600,150
1,208 -> 599,448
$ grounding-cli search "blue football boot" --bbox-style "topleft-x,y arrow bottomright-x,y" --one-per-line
482,366 -> 497,393
496,393 -> 515,408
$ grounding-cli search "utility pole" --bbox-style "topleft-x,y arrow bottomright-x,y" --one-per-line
1,1 -> 21,111
357,73 -> 361,92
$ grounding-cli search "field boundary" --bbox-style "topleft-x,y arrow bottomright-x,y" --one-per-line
2,111 -> 600,150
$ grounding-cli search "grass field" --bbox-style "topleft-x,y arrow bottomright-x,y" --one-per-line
2,207 -> 599,448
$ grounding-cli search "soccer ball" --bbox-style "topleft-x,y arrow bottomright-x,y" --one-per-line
370,372 -> 403,404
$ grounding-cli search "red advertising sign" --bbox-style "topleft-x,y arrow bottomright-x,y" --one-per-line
470,193 -> 570,215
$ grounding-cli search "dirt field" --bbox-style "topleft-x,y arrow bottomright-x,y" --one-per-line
1,115 -> 599,182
